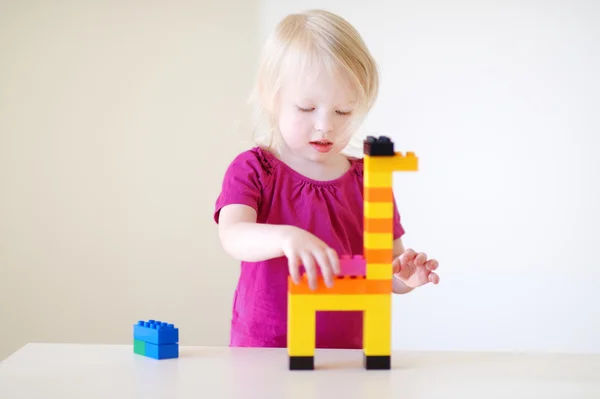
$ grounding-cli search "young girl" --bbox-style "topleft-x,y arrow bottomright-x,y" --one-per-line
214,9 -> 440,349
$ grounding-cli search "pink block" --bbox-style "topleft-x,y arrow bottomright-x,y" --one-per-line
338,254 -> 366,277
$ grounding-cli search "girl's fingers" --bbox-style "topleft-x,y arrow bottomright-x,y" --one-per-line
326,247 -> 341,275
287,254 -> 301,284
397,263 -> 413,280
425,259 -> 438,271
301,253 -> 318,290
313,250 -> 334,288
428,272 -> 440,284
400,248 -> 417,265
392,256 -> 402,274
414,252 -> 428,266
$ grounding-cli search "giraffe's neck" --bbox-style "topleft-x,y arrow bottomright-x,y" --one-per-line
362,151 -> 418,280
363,163 -> 394,280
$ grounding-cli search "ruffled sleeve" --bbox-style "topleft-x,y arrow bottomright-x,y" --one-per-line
392,200 -> 405,239
213,148 -> 274,223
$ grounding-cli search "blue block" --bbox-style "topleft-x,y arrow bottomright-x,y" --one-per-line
133,320 -> 179,345
146,342 -> 178,359
135,339 -> 179,360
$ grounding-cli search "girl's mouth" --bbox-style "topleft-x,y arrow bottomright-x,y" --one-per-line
310,140 -> 333,153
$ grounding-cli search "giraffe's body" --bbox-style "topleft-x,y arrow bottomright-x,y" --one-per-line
287,136 -> 418,370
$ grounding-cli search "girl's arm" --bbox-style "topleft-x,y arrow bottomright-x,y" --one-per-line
218,204 -> 292,262
218,203 -> 340,288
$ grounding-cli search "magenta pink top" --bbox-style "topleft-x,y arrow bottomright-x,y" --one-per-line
214,147 -> 404,349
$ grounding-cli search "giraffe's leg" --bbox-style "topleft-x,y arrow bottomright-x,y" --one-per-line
287,293 -> 316,370
363,294 -> 392,369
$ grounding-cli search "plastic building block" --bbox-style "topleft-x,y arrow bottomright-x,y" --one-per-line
365,263 -> 393,280
288,275 -> 390,295
286,135 -> 418,371
364,218 -> 393,233
363,248 -> 393,263
133,319 -> 179,360
338,254 -> 366,276
134,320 -> 178,345
290,356 -> 314,370
364,153 -> 418,173
363,135 -> 394,156
364,232 -> 393,249
287,293 -> 391,369
364,355 -> 391,370
364,171 -> 392,188
364,187 -> 393,202
134,339 -> 179,359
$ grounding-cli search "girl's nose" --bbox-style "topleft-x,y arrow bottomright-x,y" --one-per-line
315,114 -> 333,133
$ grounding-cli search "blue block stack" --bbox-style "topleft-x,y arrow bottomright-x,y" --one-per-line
133,319 -> 179,359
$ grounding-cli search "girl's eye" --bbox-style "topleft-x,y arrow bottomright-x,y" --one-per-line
296,106 -> 352,115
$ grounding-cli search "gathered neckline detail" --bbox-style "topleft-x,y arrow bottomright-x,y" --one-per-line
253,146 -> 362,187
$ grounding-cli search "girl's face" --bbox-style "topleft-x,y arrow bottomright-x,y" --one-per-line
274,65 -> 359,164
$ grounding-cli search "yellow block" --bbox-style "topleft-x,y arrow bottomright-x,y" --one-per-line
364,172 -> 392,188
288,294 -> 392,357
364,232 -> 393,250
366,263 -> 393,280
364,153 -> 418,173
287,293 -> 316,356
363,294 -> 392,356
365,202 -> 393,219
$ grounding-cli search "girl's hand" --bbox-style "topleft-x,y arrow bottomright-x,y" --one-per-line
281,226 -> 340,290
392,248 -> 440,288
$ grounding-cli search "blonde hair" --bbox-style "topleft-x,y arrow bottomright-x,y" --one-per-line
248,9 -> 379,153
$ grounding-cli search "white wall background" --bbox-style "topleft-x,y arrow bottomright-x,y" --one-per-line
0,1 -> 259,360
259,0 -> 600,353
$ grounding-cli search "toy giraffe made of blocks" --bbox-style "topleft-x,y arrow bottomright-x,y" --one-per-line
287,135 -> 418,370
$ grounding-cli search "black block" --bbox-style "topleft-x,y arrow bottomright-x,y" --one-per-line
289,356 -> 314,370
363,136 -> 394,156
364,354 -> 391,370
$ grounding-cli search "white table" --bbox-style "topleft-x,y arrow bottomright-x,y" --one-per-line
1,343 -> 599,398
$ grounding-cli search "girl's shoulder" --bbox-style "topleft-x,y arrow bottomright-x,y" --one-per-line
347,156 -> 364,178
226,146 -> 278,176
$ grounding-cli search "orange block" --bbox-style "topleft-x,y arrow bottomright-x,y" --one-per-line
364,218 -> 393,233
364,249 -> 393,264
365,187 -> 393,202
288,275 -> 391,295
